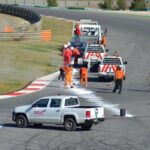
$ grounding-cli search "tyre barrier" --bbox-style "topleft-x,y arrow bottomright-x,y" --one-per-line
0,4 -> 42,40
0,4 -> 41,24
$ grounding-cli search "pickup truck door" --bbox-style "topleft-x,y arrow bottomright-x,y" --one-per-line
27,98 -> 49,123
43,98 -> 62,124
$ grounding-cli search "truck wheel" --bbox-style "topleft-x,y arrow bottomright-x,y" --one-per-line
64,118 -> 76,131
81,124 -> 92,130
16,115 -> 28,128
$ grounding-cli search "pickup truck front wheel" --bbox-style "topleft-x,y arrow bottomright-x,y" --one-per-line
64,118 -> 76,131
81,123 -> 92,130
16,115 -> 28,128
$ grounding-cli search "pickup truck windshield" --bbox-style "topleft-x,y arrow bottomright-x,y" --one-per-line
32,99 -> 49,108
86,46 -> 104,53
103,58 -> 121,65
65,98 -> 79,106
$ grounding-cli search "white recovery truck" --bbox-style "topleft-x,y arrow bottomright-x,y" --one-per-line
98,56 -> 127,80
83,44 -> 108,72
72,19 -> 106,44
12,95 -> 104,131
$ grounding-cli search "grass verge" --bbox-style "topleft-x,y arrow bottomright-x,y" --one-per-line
0,16 -> 72,94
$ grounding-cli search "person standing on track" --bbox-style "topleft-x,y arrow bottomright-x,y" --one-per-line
74,23 -> 81,37
58,66 -> 65,81
113,51 -> 119,57
101,34 -> 107,47
72,46 -> 80,66
63,45 -> 72,66
64,64 -> 74,88
80,64 -> 88,87
113,66 -> 125,94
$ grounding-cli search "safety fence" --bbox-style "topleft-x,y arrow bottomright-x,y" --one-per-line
0,4 -> 43,40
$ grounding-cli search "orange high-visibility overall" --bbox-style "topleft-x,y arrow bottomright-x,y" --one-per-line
80,67 -> 88,86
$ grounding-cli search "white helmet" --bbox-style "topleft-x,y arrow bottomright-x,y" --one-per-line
67,42 -> 71,46
71,47 -> 74,50
64,44 -> 68,48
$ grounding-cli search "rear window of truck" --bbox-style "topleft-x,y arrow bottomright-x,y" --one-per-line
103,58 -> 121,65
87,46 -> 104,52
65,98 -> 78,106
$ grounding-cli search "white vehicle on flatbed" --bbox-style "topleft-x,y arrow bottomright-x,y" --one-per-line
98,56 -> 127,80
72,19 -> 103,44
12,95 -> 104,131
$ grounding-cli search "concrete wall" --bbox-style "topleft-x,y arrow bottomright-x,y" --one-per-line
0,0 -> 149,8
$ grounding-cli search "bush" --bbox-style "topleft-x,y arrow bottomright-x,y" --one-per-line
130,0 -> 146,10
117,0 -> 127,10
47,0 -> 58,7
98,0 -> 113,9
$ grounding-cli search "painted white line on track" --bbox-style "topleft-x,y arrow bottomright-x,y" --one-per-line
71,66 -> 135,118
71,86 -> 134,117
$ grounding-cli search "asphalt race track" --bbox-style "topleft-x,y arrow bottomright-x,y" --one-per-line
0,8 -> 150,150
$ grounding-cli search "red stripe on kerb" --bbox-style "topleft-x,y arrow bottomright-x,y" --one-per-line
7,92 -> 25,96
30,83 -> 46,86
24,88 -> 41,90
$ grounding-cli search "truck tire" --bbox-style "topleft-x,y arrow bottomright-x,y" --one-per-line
81,123 -> 92,130
16,115 -> 28,128
64,118 -> 76,131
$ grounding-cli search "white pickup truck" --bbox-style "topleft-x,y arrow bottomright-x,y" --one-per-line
98,56 -> 127,81
12,95 -> 104,131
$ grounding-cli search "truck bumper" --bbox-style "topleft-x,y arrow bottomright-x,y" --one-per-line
12,112 -> 16,121
85,118 -> 105,125
98,74 -> 114,80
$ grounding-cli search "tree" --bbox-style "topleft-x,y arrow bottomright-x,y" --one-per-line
130,0 -> 146,10
98,0 -> 113,9
47,0 -> 58,7
117,0 -> 127,10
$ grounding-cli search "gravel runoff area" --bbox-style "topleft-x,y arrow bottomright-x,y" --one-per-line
0,13 -> 30,32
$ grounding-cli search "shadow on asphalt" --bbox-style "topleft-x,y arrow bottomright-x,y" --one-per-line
2,123 -> 93,132
92,88 -> 113,94
88,77 -> 99,83
126,89 -> 150,93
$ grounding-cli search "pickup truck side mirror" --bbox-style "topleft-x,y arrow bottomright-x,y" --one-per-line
123,61 -> 128,64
